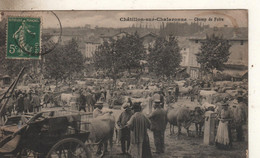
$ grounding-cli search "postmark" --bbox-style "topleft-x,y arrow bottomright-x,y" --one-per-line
6,17 -> 41,59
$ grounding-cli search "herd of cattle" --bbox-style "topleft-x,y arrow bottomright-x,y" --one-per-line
1,78 -> 247,154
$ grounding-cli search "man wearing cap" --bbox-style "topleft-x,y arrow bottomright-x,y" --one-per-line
149,99 -> 167,154
117,103 -> 133,154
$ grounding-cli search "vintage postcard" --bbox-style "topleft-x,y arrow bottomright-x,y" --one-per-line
0,10 -> 248,158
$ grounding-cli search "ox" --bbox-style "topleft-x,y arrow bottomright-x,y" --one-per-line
60,93 -> 73,106
166,107 -> 193,136
167,106 -> 206,137
87,112 -> 115,157
179,86 -> 192,99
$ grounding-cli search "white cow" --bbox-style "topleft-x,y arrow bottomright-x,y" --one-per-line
60,93 -> 74,106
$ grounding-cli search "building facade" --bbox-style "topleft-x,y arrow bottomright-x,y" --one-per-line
188,27 -> 248,79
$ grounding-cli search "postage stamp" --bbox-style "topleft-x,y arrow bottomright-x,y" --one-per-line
6,17 -> 41,59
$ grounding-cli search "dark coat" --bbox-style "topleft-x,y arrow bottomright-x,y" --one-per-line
149,107 -> 167,131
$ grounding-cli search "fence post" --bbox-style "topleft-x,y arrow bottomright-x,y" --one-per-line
204,111 -> 217,145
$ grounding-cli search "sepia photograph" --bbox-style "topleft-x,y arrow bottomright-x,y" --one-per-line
0,10 -> 248,158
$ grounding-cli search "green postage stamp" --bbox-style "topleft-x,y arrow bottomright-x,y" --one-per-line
6,17 -> 41,59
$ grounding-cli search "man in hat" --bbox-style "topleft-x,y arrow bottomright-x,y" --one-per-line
86,90 -> 95,112
126,102 -> 152,158
16,93 -> 24,114
43,91 -> 50,108
93,101 -> 103,118
78,90 -> 87,112
232,95 -> 247,141
93,101 -> 104,118
166,90 -> 174,105
92,100 -> 109,155
148,99 -> 167,154
117,103 -> 133,154
31,91 -> 41,113
153,93 -> 164,108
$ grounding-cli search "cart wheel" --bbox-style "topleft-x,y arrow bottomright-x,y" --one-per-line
46,138 -> 92,158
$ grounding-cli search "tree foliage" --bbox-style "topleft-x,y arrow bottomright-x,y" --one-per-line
0,46 -> 33,77
43,38 -> 85,84
0,18 -> 6,47
148,36 -> 182,78
118,32 -> 145,72
196,34 -> 231,73
93,33 -> 145,83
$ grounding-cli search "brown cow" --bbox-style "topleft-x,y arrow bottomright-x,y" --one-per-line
167,107 -> 193,136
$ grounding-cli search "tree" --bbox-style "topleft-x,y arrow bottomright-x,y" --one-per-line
148,36 -> 182,79
43,38 -> 85,86
63,38 -> 85,80
0,46 -> 34,77
0,19 -> 6,47
196,34 -> 231,77
93,33 -> 145,87
117,32 -> 145,74
93,39 -> 123,87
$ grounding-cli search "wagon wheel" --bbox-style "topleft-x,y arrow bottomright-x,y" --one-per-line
17,148 -> 41,158
46,138 -> 92,158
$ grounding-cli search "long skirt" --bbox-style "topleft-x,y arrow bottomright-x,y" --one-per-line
215,121 -> 232,149
129,135 -> 152,158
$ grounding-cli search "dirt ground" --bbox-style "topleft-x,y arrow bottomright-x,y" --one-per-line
43,98 -> 248,158
103,98 -> 248,158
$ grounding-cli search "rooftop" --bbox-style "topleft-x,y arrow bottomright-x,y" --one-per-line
189,27 -> 248,41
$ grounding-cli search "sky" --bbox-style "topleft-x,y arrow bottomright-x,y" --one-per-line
1,10 -> 248,29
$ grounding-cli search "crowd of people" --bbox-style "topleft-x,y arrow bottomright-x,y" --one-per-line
3,89 -> 41,117
92,95 -> 168,158
0,76 -> 248,157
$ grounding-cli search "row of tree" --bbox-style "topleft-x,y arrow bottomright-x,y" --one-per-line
93,32 -> 231,84
93,33 -> 184,85
0,18 -> 231,86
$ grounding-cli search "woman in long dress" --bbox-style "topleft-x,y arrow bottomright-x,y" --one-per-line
126,102 -> 152,158
215,102 -> 232,149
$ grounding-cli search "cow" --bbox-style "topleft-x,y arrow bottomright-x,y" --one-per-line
60,93 -> 73,106
87,112 -> 115,157
179,86 -> 192,99
212,93 -> 232,104
166,107 -> 193,136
